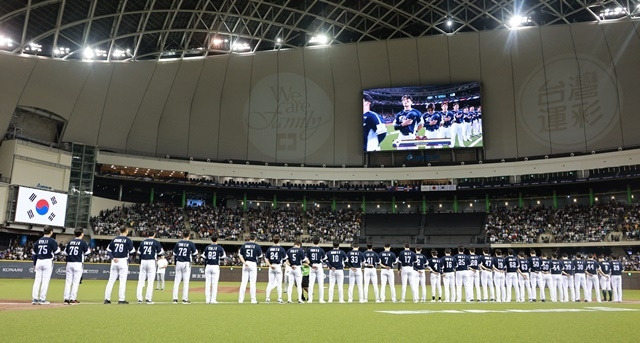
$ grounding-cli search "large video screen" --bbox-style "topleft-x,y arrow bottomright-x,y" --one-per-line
363,82 -> 482,152
14,186 -> 68,227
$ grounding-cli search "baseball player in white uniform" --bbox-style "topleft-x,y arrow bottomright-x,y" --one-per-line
379,244 -> 397,303
104,227 -> 135,304
32,226 -> 60,304
136,230 -> 164,304
63,228 -> 90,305
202,235 -> 226,304
479,248 -> 495,302
326,242 -> 348,303
238,233 -> 263,304
172,230 -> 198,304
264,236 -> 287,304
363,244 -> 381,302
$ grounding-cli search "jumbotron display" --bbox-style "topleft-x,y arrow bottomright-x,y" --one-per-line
363,82 -> 482,152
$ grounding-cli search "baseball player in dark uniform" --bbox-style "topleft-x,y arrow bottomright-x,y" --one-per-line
285,241 -> 305,303
397,243 -> 417,302
136,230 -> 164,304
173,230 -> 198,304
347,243 -> 365,303
238,233 -> 263,304
32,226 -> 60,305
63,228 -> 90,305
393,95 -> 423,143
428,249 -> 443,302
379,244 -> 397,303
104,227 -> 135,304
363,93 -> 388,151
326,241 -> 348,303
202,235 -> 226,304
441,248 -> 456,302
363,244 -> 381,302
493,249 -> 507,302
422,104 -> 442,140
264,235 -> 287,304
306,236 -> 327,303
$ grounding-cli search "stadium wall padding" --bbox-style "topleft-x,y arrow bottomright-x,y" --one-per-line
0,21 -> 639,164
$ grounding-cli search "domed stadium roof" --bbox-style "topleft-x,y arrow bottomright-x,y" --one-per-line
0,0 -> 636,60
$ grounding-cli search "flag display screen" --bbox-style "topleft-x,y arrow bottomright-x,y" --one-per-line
14,186 -> 68,227
362,82 -> 482,152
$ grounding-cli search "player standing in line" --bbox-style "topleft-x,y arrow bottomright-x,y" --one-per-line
492,249 -> 506,302
326,242 -> 348,303
63,228 -> 90,305
441,248 -> 456,302
347,243 -> 365,303
393,95 -> 423,141
379,244 -> 397,303
397,243 -> 417,303
413,247 -> 427,302
156,255 -> 168,291
468,248 -> 481,301
363,244 -> 381,302
31,226 -> 60,305
264,235 -> 287,304
454,246 -> 472,302
584,253 -> 601,302
104,227 -> 135,304
202,235 -> 226,304
504,249 -> 520,302
598,255 -> 612,302
528,250 -> 542,302
427,249 -> 442,302
463,105 -> 473,141
450,103 -> 465,147
439,102 -> 453,140
363,92 -> 388,151
306,236 -> 327,303
516,251 -> 532,302
173,230 -> 198,304
238,233 -> 263,304
422,104 -> 442,140
283,263 -> 292,294
285,241 -> 305,303
539,253 -> 553,302
136,230 -> 164,304
550,252 -> 563,302
573,253 -> 587,302
610,255 -> 623,302
478,247 -> 495,302
560,253 -> 575,302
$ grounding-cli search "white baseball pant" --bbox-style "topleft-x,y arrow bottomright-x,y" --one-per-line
137,259 -> 157,301
328,269 -> 345,302
348,268 -> 364,302
63,262 -> 83,301
363,267 -> 380,301
32,258 -> 54,302
105,258 -> 129,301
238,261 -> 258,303
204,265 -> 221,303
380,268 -> 396,302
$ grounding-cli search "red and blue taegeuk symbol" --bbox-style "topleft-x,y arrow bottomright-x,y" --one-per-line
35,199 -> 49,215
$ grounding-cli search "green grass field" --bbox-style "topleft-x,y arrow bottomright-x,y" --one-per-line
380,124 -> 483,150
1,278 -> 639,342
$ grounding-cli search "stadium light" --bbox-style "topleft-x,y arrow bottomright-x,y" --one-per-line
23,42 -> 42,53
112,48 -> 131,59
446,19 -> 453,27
53,46 -> 70,57
231,41 -> 251,51
600,6 -> 628,19
0,36 -> 14,48
309,34 -> 329,45
508,15 -> 532,29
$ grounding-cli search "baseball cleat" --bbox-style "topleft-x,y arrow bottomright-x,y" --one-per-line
117,301 -> 129,304
103,300 -> 111,304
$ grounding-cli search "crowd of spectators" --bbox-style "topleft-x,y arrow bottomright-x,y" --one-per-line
485,201 -> 640,244
91,202 -> 186,238
186,206 -> 244,241
306,208 -> 362,244
247,208 -> 305,242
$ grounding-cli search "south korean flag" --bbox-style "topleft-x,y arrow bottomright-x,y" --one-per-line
15,187 -> 68,227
